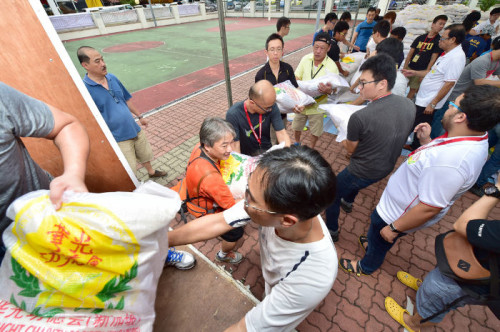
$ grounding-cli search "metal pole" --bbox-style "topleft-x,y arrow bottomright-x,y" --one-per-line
314,0 -> 323,32
268,0 -> 272,20
148,0 -> 157,27
216,0 -> 233,107
349,0 -> 362,44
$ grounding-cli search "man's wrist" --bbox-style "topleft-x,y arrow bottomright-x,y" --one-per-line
429,103 -> 436,109
136,115 -> 143,120
389,223 -> 404,234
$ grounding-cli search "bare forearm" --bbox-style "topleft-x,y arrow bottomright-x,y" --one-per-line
126,100 -> 141,117
474,79 -> 500,88
393,203 -> 442,232
404,49 -> 415,69
169,213 -> 233,246
54,121 -> 89,180
454,195 -> 500,235
430,82 -> 454,105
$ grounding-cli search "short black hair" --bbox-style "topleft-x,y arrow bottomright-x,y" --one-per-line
491,7 -> 500,16
340,11 -> 351,21
376,37 -> 404,65
334,21 -> 350,35
367,7 -> 377,13
492,36 -> 500,50
433,14 -> 448,23
77,46 -> 95,64
325,12 -> 338,24
277,16 -> 290,32
445,23 -> 466,45
359,53 -> 397,90
373,20 -> 391,38
257,145 -> 336,221
391,27 -> 406,40
460,85 -> 500,132
463,11 -> 481,32
265,33 -> 284,50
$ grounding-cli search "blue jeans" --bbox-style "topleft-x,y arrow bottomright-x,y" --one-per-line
325,167 -> 379,232
416,268 -> 487,323
359,209 -> 406,274
476,124 -> 500,187
430,101 -> 450,139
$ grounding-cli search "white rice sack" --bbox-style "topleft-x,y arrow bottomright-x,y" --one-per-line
298,72 -> 350,98
340,52 -> 366,75
0,188 -> 180,331
220,152 -> 260,200
336,90 -> 359,103
274,80 -> 315,114
320,104 -> 366,142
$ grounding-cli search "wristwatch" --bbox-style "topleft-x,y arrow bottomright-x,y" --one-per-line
137,115 -> 143,120
389,223 -> 404,234
430,103 -> 436,109
484,185 -> 500,198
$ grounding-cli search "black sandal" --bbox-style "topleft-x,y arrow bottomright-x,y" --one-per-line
339,258 -> 366,277
359,235 -> 368,252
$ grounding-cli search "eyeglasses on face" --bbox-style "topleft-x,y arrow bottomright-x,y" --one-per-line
251,99 -> 273,113
359,79 -> 381,88
244,184 -> 279,215
108,89 -> 119,103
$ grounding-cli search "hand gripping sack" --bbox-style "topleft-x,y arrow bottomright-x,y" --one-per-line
0,185 -> 180,331
297,72 -> 350,98
274,80 -> 315,113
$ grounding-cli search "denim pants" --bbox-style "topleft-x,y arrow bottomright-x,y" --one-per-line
325,167 -> 379,232
476,124 -> 500,187
359,209 -> 406,274
417,268 -> 487,323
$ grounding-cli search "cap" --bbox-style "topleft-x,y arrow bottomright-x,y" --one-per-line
314,31 -> 331,45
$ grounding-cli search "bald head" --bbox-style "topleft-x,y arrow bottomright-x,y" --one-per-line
247,80 -> 277,114
77,46 -> 97,64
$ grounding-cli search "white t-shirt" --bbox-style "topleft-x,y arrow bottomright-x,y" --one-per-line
416,45 -> 466,109
366,37 -> 377,54
393,71 -> 409,97
223,201 -> 338,332
376,133 -> 488,232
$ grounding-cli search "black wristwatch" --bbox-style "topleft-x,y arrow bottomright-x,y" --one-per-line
484,185 -> 500,198
389,223 -> 404,234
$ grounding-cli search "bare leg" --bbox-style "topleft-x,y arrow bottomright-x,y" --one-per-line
142,161 -> 155,175
310,135 -> 319,149
407,88 -> 417,100
221,240 -> 236,253
294,130 -> 301,145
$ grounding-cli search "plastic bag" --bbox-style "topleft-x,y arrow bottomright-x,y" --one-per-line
320,104 -> 366,142
0,186 -> 180,331
298,72 -> 350,98
274,80 -> 315,113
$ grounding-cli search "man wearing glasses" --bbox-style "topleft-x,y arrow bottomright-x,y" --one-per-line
226,80 -> 290,156
325,54 -> 415,242
78,46 -> 167,179
339,85 -> 500,277
168,145 -> 338,332
402,24 -> 466,151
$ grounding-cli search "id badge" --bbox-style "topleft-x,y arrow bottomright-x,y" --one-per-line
412,54 -> 420,62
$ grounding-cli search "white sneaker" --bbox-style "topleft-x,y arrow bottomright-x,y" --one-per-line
165,247 -> 196,270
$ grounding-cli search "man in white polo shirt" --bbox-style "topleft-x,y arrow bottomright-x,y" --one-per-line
339,85 -> 500,277
402,24 -> 466,150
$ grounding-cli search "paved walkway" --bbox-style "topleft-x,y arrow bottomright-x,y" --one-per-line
137,47 -> 500,331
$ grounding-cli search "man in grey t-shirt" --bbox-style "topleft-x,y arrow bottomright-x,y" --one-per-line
431,37 -> 500,138
0,83 -> 89,262
325,54 -> 415,241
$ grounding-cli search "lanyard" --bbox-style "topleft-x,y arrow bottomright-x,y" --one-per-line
244,102 -> 262,146
487,52 -> 499,77
370,92 -> 392,103
311,60 -> 324,79
418,34 -> 436,54
408,133 -> 488,157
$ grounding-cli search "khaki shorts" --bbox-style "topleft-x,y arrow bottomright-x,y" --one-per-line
408,76 -> 422,90
117,129 -> 154,174
291,113 -> 324,137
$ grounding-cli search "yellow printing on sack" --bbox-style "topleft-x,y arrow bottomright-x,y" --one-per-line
341,56 -> 355,64
220,154 -> 242,184
11,195 -> 139,309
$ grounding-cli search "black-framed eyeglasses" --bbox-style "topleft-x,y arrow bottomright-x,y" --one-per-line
359,80 -> 381,88
108,89 -> 119,103
251,99 -> 273,113
449,101 -> 463,113
244,184 -> 279,215
440,36 -> 451,41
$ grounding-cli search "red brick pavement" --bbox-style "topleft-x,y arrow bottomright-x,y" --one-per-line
143,46 -> 500,331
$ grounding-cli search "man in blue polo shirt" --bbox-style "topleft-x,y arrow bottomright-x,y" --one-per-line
77,46 -> 167,179
352,7 -> 377,52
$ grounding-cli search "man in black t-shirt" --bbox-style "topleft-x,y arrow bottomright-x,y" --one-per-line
385,178 -> 500,331
226,80 -> 291,156
329,21 -> 350,77
403,15 -> 448,99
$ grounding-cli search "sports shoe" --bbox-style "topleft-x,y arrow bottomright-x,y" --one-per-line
215,250 -> 243,264
329,229 -> 339,242
340,198 -> 353,213
165,247 -> 196,270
